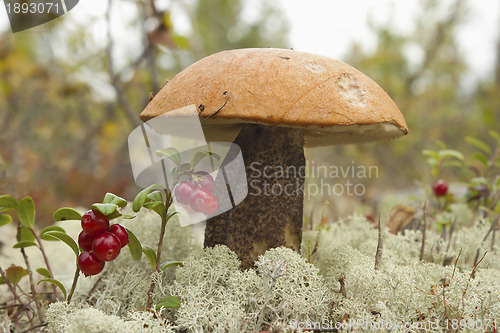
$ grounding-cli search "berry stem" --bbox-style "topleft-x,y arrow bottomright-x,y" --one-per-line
146,189 -> 172,309
66,265 -> 80,304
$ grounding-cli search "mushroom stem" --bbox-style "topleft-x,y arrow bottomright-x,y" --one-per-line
204,124 -> 305,269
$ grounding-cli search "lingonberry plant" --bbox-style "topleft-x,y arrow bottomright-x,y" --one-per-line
0,147 -> 220,328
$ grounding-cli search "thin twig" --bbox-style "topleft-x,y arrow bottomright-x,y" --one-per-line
17,224 -> 43,324
0,266 -> 26,307
374,214 -> 383,270
106,0 -> 141,128
420,202 -> 427,261
30,228 -> 58,300
451,248 -> 462,281
451,251 -> 487,333
201,91 -> 229,124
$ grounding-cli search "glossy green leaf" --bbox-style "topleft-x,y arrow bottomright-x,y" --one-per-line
146,191 -> 163,203
155,296 -> 181,309
0,195 -> 17,212
20,226 -> 35,242
0,214 -> 11,227
165,211 -> 178,223
38,278 -> 66,300
44,231 -> 79,256
125,228 -> 142,261
143,201 -> 165,217
6,265 -> 27,285
91,203 -> 118,217
106,210 -> 123,221
17,196 -> 35,228
13,241 -> 37,249
190,151 -> 220,169
40,226 -> 66,241
142,245 -> 157,269
36,268 -> 51,278
53,207 -> 82,221
159,260 -> 183,271
132,184 -> 165,212
103,193 -> 128,207
466,136 -> 492,155
155,148 -> 181,166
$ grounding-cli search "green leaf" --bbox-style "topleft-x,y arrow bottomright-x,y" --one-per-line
142,245 -> 157,269
143,201 -> 166,217
103,193 -> 128,207
0,276 -> 4,284
119,214 -> 135,219
13,241 -> 37,249
36,268 -> 51,278
91,203 -> 118,217
155,148 -> 181,166
20,226 -> 35,242
171,163 -> 192,179
53,207 -> 82,221
165,211 -> 178,224
0,195 -> 17,212
6,265 -> 27,285
489,130 -> 500,144
422,150 -> 439,160
159,260 -> 183,271
17,197 -> 35,228
106,210 -> 123,221
0,214 -> 11,227
125,228 -> 142,261
472,152 -> 489,168
466,136 -> 492,155
146,191 -> 163,203
44,231 -> 79,257
155,296 -> 181,309
190,151 -> 220,169
40,226 -> 66,241
438,149 -> 464,161
132,184 -> 165,212
38,278 -> 66,300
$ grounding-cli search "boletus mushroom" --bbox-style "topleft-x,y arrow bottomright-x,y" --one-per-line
140,48 -> 408,269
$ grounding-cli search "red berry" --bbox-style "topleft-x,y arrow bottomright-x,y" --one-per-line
190,171 -> 215,192
174,181 -> 196,205
81,210 -> 109,237
433,180 -> 448,197
109,224 -> 129,248
78,251 -> 105,277
189,188 -> 218,215
92,232 -> 121,262
78,231 -> 94,251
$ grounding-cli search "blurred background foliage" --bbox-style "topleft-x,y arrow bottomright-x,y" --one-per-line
0,0 -> 499,224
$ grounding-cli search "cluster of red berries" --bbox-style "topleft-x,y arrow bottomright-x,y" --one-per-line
174,171 -> 218,215
433,179 -> 449,197
77,210 -> 129,277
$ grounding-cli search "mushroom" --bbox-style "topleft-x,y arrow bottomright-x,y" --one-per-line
140,48 -> 408,269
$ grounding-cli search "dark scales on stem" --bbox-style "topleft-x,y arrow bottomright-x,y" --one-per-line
204,124 -> 305,269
